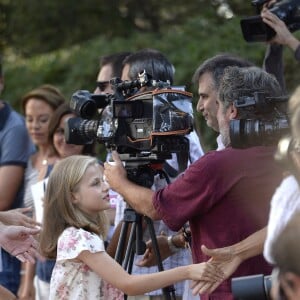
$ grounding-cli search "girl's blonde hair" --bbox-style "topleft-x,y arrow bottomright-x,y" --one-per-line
40,155 -> 109,259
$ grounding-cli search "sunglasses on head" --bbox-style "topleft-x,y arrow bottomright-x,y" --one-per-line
96,81 -> 110,92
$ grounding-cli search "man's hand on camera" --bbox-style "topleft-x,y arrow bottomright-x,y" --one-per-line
104,150 -> 158,219
261,9 -> 300,51
104,151 -> 127,193
263,0 -> 276,8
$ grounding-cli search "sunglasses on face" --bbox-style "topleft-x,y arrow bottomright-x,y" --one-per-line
96,81 -> 110,92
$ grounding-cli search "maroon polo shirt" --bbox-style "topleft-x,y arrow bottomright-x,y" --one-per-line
153,146 -> 283,300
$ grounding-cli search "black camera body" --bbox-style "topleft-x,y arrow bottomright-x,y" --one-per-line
240,0 -> 300,42
65,71 -> 194,164
230,91 -> 290,148
232,274 -> 272,300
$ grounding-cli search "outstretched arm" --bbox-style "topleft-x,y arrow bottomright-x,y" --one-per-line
0,223 -> 42,263
190,227 -> 267,295
79,250 -> 224,296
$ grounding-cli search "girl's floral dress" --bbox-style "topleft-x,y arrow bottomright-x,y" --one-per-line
49,227 -> 123,300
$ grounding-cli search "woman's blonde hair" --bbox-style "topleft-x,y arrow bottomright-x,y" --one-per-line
40,155 -> 109,259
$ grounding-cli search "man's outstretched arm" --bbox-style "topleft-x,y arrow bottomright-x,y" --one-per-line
190,227 -> 267,295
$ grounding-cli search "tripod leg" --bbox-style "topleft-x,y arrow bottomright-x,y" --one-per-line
115,208 -> 140,264
122,222 -> 137,270
115,220 -> 130,264
144,216 -> 177,300
114,209 -> 139,300
123,224 -> 136,300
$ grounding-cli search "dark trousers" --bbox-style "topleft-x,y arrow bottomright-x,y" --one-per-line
0,249 -> 21,295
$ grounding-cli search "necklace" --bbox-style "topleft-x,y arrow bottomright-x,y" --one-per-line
42,158 -> 48,166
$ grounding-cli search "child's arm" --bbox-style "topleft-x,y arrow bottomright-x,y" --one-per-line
17,261 -> 36,300
78,250 -> 224,296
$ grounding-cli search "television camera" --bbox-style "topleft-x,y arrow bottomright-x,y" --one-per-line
65,71 -> 194,184
240,0 -> 300,42
230,91 -> 290,148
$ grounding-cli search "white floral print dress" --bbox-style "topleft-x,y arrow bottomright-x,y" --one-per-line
49,227 -> 106,300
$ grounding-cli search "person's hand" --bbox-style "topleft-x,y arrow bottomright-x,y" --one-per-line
261,9 -> 299,50
188,262 -> 225,296
136,234 -> 173,267
189,244 -> 243,295
262,0 -> 277,9
0,225 -> 43,263
104,151 -> 128,192
0,208 -> 41,228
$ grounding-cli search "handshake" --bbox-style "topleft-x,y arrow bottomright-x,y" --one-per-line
136,230 -> 237,295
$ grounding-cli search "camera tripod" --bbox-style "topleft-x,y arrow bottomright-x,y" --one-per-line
114,165 -> 177,300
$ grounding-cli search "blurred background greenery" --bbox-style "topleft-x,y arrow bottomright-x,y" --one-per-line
1,0 -> 299,151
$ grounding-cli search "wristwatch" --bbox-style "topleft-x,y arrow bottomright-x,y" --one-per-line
167,235 -> 181,253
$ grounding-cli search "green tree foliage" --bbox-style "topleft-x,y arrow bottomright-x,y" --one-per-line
1,0 -> 231,57
1,0 -> 259,56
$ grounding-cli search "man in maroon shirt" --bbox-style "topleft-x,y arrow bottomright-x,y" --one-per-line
104,65 -> 284,300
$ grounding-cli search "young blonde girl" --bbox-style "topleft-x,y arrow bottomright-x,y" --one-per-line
40,155 -> 222,299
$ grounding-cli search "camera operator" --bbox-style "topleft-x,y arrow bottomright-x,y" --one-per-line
106,48 -> 204,300
104,66 -> 285,300
197,85 -> 300,297
94,51 -> 132,95
193,53 -> 254,150
261,2 -> 300,62
133,53 -> 257,300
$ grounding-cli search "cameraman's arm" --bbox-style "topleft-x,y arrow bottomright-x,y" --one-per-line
194,227 -> 267,294
202,227 -> 266,264
261,5 -> 285,92
262,10 -> 300,60
263,44 -> 285,93
104,151 -> 160,220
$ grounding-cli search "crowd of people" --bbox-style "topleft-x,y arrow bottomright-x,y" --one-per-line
1,3 -> 300,300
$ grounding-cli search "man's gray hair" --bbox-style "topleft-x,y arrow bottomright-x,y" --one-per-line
219,66 -> 283,111
192,53 -> 254,91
